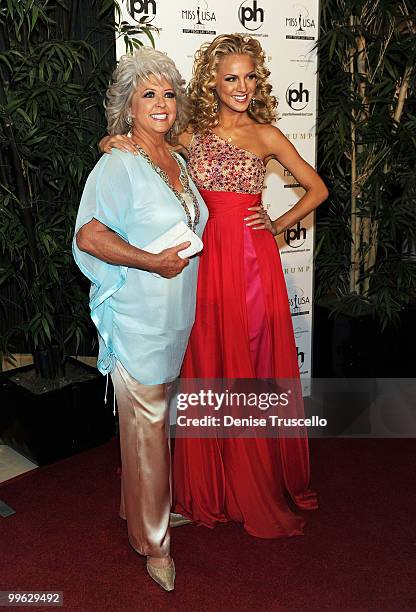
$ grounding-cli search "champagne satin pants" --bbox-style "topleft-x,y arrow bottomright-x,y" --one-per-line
111,361 -> 171,558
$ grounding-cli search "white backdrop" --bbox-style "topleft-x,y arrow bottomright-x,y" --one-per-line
116,1 -> 320,391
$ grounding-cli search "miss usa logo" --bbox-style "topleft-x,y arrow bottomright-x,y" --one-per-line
238,0 -> 265,31
182,1 -> 217,34
127,0 -> 157,23
288,286 -> 310,316
285,4 -> 317,40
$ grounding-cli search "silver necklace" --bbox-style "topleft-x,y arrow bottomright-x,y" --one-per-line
134,144 -> 200,232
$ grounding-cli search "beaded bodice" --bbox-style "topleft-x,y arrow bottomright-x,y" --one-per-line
188,131 -> 265,195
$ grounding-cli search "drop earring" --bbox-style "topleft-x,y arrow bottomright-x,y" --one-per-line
213,100 -> 219,113
126,115 -> 134,126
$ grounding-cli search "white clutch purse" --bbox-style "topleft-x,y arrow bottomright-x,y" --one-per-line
144,221 -> 203,277
145,221 -> 203,258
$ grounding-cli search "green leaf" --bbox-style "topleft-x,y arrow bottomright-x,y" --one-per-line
15,107 -> 32,125
41,316 -> 51,342
30,4 -> 39,32
329,32 -> 337,61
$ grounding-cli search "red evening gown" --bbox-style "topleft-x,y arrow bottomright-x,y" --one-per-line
173,131 -> 317,538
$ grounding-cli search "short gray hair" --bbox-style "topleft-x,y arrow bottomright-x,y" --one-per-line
105,47 -> 189,143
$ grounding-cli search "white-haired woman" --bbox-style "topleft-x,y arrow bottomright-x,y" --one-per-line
73,47 -> 208,591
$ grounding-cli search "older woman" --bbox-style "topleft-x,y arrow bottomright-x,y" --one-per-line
73,47 -> 208,591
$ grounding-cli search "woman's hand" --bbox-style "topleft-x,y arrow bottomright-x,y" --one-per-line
99,134 -> 137,154
151,242 -> 191,278
244,206 -> 277,236
77,220 -> 191,277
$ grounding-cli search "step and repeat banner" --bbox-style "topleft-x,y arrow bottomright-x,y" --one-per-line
116,1 -> 319,391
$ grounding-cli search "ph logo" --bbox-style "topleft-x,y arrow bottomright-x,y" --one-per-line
286,82 -> 310,111
285,222 -> 307,248
128,0 -> 157,23
296,346 -> 305,368
238,0 -> 264,31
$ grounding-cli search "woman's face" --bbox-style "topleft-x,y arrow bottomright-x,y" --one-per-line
129,75 -> 177,137
214,53 -> 257,113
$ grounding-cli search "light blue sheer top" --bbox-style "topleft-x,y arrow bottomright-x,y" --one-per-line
72,149 -> 208,385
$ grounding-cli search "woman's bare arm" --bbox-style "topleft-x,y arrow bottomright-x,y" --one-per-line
246,126 -> 328,234
76,218 -> 190,279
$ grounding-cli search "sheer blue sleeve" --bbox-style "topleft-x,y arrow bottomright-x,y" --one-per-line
72,151 -> 134,375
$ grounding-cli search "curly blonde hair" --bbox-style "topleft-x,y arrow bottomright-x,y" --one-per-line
188,34 -> 277,132
105,47 -> 189,144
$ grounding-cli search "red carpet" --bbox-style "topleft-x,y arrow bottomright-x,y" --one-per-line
1,438 -> 415,611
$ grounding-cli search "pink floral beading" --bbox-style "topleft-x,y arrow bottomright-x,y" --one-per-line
188,131 -> 265,195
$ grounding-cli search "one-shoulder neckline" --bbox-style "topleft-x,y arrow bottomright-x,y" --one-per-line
208,130 -> 266,166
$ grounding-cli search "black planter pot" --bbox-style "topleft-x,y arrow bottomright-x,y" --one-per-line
33,345 -> 65,379
313,303 -> 416,378
0,357 -> 115,465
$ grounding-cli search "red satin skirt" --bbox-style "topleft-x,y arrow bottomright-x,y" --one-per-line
173,190 -> 317,538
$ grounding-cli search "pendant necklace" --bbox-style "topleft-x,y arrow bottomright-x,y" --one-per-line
217,124 -> 233,143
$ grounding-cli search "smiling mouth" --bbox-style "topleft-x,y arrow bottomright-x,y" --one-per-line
150,113 -> 168,120
232,95 -> 248,103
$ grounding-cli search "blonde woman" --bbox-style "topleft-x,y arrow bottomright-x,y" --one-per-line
102,34 -> 327,539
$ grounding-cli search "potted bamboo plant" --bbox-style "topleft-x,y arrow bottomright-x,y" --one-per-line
0,0 -> 154,463
314,0 -> 416,376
